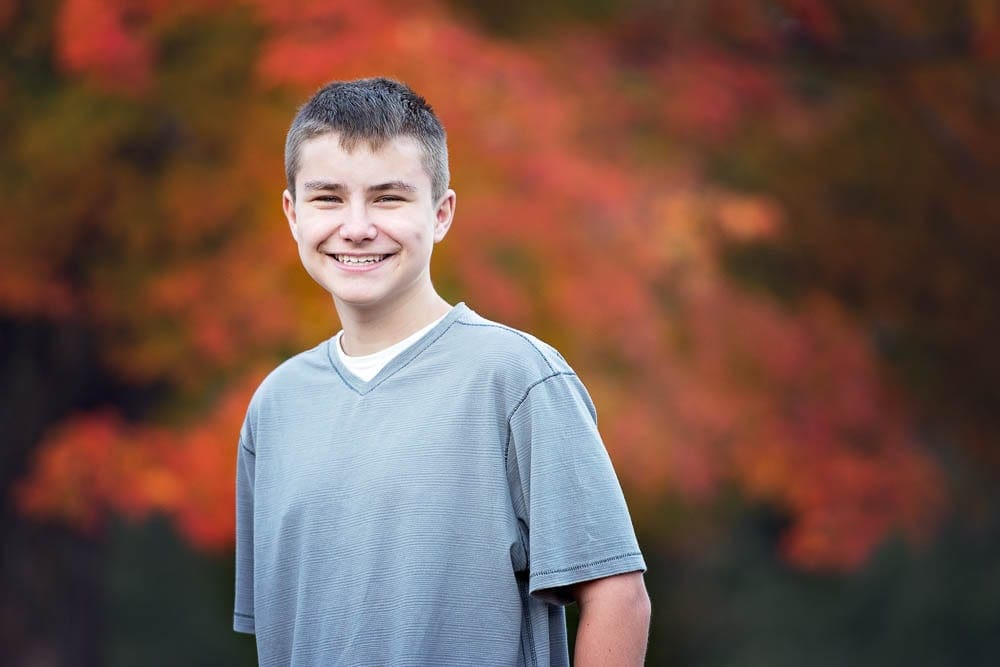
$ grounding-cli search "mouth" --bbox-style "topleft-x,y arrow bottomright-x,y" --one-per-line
327,253 -> 393,266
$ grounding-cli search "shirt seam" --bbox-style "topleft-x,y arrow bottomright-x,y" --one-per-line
503,371 -> 576,469
453,320 -> 556,374
234,611 -> 255,619
239,437 -> 255,457
517,579 -> 538,667
326,348 -> 362,394
532,551 -> 644,578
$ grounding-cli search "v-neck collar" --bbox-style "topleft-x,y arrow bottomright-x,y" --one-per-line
326,302 -> 469,395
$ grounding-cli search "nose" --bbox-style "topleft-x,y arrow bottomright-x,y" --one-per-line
338,203 -> 377,243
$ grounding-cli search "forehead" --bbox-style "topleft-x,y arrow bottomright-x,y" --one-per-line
296,133 -> 430,189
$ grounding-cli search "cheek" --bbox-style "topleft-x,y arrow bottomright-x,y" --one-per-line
381,221 -> 433,249
413,218 -> 439,245
295,215 -> 333,246
298,226 -> 321,246
410,230 -> 435,256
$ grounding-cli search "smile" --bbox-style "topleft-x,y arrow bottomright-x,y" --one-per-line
331,254 -> 390,265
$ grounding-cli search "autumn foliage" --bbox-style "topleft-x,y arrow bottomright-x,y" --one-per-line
5,0 -> 992,571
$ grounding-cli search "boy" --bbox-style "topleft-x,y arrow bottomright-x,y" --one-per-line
234,77 -> 650,666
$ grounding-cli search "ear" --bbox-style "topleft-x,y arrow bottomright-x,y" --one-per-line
282,189 -> 299,242
433,189 -> 456,243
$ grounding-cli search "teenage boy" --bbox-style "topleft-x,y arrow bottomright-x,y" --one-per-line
234,77 -> 650,666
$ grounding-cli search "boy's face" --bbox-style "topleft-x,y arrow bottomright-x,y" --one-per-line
282,133 -> 455,317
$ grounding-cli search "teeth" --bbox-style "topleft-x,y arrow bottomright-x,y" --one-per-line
334,254 -> 385,265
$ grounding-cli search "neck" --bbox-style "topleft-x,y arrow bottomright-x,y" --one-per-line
335,286 -> 452,356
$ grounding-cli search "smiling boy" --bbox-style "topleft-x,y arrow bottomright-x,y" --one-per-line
234,78 -> 650,666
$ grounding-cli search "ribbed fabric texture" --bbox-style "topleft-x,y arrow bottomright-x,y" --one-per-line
234,303 -> 646,666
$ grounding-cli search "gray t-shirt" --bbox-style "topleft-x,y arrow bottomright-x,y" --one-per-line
234,303 -> 645,666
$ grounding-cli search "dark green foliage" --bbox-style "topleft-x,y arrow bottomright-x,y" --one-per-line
106,518 -> 257,666
644,507 -> 1000,666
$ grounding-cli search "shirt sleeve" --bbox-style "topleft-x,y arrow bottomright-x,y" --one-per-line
233,425 -> 256,634
506,371 -> 646,605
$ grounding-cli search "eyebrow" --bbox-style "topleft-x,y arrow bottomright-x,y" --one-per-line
367,181 -> 417,194
301,180 -> 417,194
301,180 -> 345,193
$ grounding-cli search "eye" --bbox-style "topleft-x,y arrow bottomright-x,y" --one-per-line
375,195 -> 404,203
313,195 -> 342,203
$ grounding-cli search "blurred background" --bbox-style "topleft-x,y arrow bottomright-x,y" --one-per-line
2,0 -> 999,664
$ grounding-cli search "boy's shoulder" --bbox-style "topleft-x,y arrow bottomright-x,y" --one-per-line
449,305 -> 573,379
243,303 -> 578,419
245,339 -> 332,415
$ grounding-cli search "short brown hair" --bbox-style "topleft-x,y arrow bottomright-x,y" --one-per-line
285,77 -> 450,201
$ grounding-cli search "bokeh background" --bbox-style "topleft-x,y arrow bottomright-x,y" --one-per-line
2,0 -> 999,664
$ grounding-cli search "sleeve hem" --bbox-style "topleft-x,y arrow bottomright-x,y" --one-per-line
233,613 -> 256,634
529,552 -> 647,605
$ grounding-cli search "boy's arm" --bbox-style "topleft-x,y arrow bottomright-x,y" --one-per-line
572,571 -> 651,666
233,433 -> 256,634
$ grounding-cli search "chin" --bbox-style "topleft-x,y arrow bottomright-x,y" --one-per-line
329,289 -> 391,309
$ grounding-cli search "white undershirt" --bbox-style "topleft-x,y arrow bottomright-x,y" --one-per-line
335,311 -> 449,381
